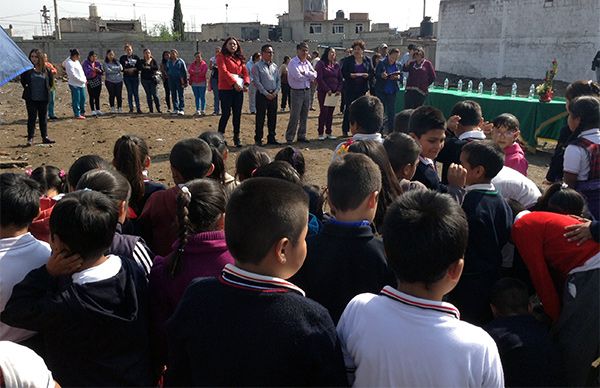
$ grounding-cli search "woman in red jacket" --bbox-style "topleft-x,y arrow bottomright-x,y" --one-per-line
217,36 -> 250,147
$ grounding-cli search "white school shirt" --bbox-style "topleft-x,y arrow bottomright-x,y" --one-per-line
563,128 -> 600,180
71,254 -> 122,285
337,287 -> 504,388
62,58 -> 87,88
492,166 -> 541,209
0,233 -> 51,342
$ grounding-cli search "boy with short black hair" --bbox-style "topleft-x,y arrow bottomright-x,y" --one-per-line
333,95 -> 384,160
448,140 -> 513,325
0,173 -> 50,344
166,177 -> 348,386
292,154 -> 395,324
337,190 -> 504,387
139,137 -> 214,255
393,108 -> 413,133
408,106 -> 466,196
485,278 -> 563,387
383,132 -> 427,192
1,190 -> 152,386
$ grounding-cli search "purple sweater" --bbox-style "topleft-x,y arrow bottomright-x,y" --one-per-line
403,59 -> 436,95
148,230 -> 234,364
82,59 -> 103,82
315,61 -> 343,93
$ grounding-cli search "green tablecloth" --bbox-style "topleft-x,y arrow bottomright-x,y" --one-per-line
395,88 -> 567,147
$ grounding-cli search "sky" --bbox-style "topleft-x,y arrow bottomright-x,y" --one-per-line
1,0 -> 441,38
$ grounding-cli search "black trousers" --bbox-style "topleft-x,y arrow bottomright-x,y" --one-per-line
26,99 -> 48,139
218,89 -> 243,139
281,83 -> 290,109
105,81 -> 123,108
404,89 -> 427,109
87,84 -> 102,111
255,92 -> 278,142
163,79 -> 171,110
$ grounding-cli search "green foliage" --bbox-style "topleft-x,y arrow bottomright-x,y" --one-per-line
172,0 -> 185,41
149,23 -> 180,41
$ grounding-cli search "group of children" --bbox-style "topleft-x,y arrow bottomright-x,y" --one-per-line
0,79 -> 599,387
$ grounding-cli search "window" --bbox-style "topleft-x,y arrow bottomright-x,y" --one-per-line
468,4 -> 475,14
309,23 -> 322,34
333,24 -> 344,34
355,23 -> 364,33
544,0 -> 553,7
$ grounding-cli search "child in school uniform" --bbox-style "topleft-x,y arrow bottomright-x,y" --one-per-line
437,100 -> 488,184
149,178 -> 233,367
138,138 -> 215,256
0,173 -> 50,344
199,131 -> 239,198
491,113 -> 529,176
562,95 -> 600,220
383,132 -> 427,193
1,190 -> 153,386
512,208 -> 599,386
448,140 -> 513,325
332,95 -> 385,161
337,190 -> 504,387
165,178 -> 348,386
28,165 -> 66,243
484,278 -> 564,387
408,106 -> 466,200
234,145 -> 271,182
291,154 -> 395,324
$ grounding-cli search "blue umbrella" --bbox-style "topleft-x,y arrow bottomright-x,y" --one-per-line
0,26 -> 33,87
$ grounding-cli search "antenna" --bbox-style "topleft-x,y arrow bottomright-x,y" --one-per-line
133,3 -> 136,20
40,5 -> 52,37
225,3 -> 229,35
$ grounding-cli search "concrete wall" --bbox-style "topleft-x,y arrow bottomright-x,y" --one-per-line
436,0 -> 600,82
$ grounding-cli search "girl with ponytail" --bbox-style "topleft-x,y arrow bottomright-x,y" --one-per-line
148,178 -> 233,365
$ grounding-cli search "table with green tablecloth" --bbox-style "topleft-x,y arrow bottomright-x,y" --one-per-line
395,87 -> 567,147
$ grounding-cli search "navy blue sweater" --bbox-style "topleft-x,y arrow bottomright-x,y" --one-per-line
165,270 -> 348,387
291,220 -> 396,324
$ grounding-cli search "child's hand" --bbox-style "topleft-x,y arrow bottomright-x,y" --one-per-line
448,163 -> 467,188
564,218 -> 593,245
46,250 -> 83,277
447,115 -> 460,131
481,121 -> 493,136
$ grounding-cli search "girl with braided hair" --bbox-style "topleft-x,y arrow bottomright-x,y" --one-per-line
148,178 -> 233,368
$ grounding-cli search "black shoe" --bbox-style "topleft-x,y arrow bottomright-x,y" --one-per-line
157,110 -> 162,114
26,138 -> 33,147
48,116 -> 58,120
255,140 -> 263,146
129,109 -> 134,113
286,140 -> 294,145
297,138 -> 310,143
137,109 -> 143,114
234,138 -> 242,148
267,139 -> 281,145
42,137 -> 56,144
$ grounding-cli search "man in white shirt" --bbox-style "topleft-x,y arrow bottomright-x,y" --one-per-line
285,42 -> 317,144
337,190 -> 504,387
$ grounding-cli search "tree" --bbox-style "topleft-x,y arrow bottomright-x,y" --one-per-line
172,0 -> 185,41
149,23 -> 177,41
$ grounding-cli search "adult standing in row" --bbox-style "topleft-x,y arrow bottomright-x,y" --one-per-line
167,49 -> 187,116
286,42 -> 317,144
309,50 -> 320,111
63,49 -> 87,120
279,56 -> 291,112
43,53 -> 58,120
402,46 -> 435,109
217,37 -> 249,147
341,40 -> 373,137
252,44 -> 280,146
160,51 -> 172,112
189,51 -> 208,116
21,48 -> 55,146
83,51 -> 103,116
209,47 -> 220,115
315,47 -> 342,140
246,52 -> 261,114
103,50 -> 124,113
120,43 -> 141,114
138,49 -> 161,113
375,48 -> 401,133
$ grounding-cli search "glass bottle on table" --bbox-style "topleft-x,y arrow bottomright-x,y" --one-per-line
467,80 -> 473,93
457,79 -> 463,92
491,82 -> 497,96
443,78 -> 449,91
528,84 -> 535,99
478,82 -> 484,94
511,83 -> 518,98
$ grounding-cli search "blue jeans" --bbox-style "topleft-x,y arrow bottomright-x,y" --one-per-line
192,85 -> 207,111
123,76 -> 140,111
169,78 -> 185,112
48,89 -> 56,118
211,78 -> 220,113
69,85 -> 86,117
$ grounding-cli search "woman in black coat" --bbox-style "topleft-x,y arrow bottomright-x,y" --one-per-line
340,40 -> 374,136
21,48 -> 55,146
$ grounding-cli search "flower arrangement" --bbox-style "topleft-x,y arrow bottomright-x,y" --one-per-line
536,59 -> 558,102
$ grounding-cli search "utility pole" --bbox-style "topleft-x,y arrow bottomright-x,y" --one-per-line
225,3 -> 229,36
133,3 -> 136,20
53,0 -> 61,39
423,0 -> 426,19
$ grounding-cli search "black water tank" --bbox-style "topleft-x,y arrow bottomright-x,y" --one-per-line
420,16 -> 433,37
336,10 -> 345,20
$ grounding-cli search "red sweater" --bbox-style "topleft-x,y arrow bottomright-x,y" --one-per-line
29,197 -> 56,243
512,211 -> 600,321
216,52 -> 250,90
138,186 -> 180,257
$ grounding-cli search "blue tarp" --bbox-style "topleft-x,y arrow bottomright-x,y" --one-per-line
0,25 -> 33,87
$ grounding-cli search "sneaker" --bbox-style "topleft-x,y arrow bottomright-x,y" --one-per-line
91,110 -> 97,116
42,137 -> 56,144
318,135 -> 326,141
267,139 -> 281,146
76,115 -> 86,120
326,134 -> 337,140
171,111 -> 179,116
137,109 -> 143,114
177,110 -> 185,116
280,108 -> 285,112
201,111 -> 206,116
26,138 -> 33,147
117,108 -> 123,113
97,110 -> 103,115
234,138 -> 242,148
298,138 -> 310,143
129,109 -> 134,114
255,140 -> 263,146
196,110 -> 201,116
166,109 -> 172,113
213,112 -> 219,116
48,115 -> 58,120
157,109 -> 162,114
110,107 -> 116,113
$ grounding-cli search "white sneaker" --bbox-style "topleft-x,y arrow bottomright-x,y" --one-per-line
178,110 -> 185,116
318,135 -> 326,141
97,110 -> 103,116
326,134 -> 337,140
196,110 -> 201,116
201,111 -> 206,116
117,108 -> 123,113
110,107 -> 116,113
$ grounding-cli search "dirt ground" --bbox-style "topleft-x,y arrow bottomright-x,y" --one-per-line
0,79 -> 555,189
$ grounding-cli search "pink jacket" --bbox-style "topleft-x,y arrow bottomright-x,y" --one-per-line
504,142 -> 528,176
188,60 -> 208,85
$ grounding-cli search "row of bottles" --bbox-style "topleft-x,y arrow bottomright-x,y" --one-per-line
443,78 -> 536,99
